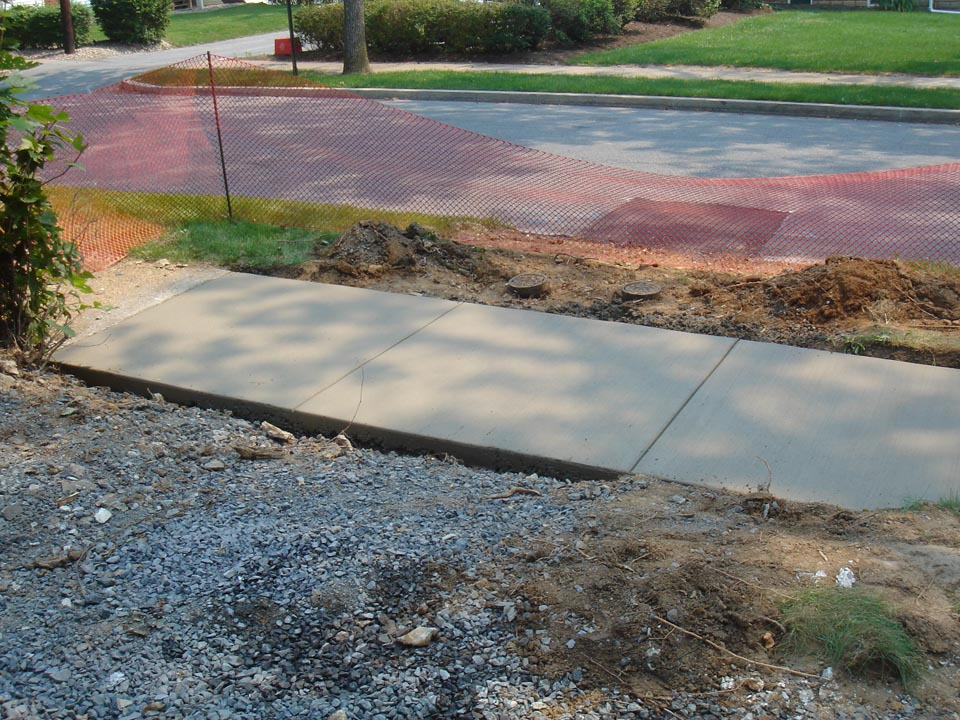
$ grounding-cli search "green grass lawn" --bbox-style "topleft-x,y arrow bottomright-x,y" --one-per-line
85,4 -> 289,47
576,10 -> 960,76
306,70 -> 960,109
164,4 -> 290,47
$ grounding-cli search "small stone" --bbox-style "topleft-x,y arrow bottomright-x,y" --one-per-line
332,434 -> 353,451
821,666 -> 834,681
0,359 -> 20,376
94,507 -> 113,524
396,626 -> 438,647
328,711 -> 349,720
744,677 -> 765,692
46,667 -> 71,682
143,701 -> 166,712
203,459 -> 226,471
0,374 -> 14,389
261,421 -> 296,444
670,495 -> 687,505
2,503 -> 24,522
666,608 -> 680,623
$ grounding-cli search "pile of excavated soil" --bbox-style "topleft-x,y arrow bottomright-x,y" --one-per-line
286,223 -> 960,368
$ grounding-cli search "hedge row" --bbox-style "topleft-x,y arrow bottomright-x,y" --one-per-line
91,0 -> 171,45
636,0 -> 722,22
3,5 -> 94,49
297,0 -> 551,55
296,0 -> 723,56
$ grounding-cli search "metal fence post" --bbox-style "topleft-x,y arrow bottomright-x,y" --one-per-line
207,51 -> 234,220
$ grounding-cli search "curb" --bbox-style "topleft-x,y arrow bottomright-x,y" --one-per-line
347,88 -> 960,125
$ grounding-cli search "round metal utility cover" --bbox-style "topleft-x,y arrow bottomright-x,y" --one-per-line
507,273 -> 548,298
621,280 -> 662,300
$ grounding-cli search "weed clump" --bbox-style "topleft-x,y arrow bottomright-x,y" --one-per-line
780,587 -> 922,688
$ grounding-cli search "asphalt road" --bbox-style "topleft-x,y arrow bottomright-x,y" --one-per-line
21,36 -> 960,179
386,100 -> 960,178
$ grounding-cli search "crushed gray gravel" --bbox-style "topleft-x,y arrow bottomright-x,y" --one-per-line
1,365 -> 956,720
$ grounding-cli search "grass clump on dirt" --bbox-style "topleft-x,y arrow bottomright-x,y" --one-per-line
780,586 -> 923,688
576,10 -> 960,76
903,492 -> 960,513
131,220 -> 335,269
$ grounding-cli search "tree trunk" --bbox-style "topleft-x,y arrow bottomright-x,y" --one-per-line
59,0 -> 75,55
343,0 -> 370,75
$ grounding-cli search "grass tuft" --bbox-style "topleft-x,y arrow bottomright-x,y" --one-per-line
131,220 -> 335,269
903,492 -> 960,514
780,586 -> 923,688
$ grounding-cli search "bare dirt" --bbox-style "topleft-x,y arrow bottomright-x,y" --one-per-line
3,362 -> 959,716
38,219 -> 960,714
280,221 -> 960,369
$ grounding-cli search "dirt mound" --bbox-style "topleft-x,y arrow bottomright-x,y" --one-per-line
326,220 -> 487,278
767,257 -> 960,324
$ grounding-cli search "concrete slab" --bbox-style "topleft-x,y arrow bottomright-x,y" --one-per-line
298,302 -> 736,474
635,340 -> 960,509
55,273 -> 459,409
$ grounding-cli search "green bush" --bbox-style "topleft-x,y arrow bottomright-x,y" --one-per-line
4,5 -> 94,49
296,0 -> 550,56
540,0 -> 618,44
1,29 -> 91,359
295,2 -> 344,50
611,0 -> 640,27
635,0 -> 718,21
91,0 -> 171,44
492,4 -> 552,52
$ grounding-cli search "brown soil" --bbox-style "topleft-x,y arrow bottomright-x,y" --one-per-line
49,221 -> 960,715
498,478 -> 960,713
281,221 -> 960,368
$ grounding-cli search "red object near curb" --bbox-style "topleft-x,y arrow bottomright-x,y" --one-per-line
274,38 -> 301,56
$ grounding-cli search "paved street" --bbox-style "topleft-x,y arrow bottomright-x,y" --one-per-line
385,100 -> 960,177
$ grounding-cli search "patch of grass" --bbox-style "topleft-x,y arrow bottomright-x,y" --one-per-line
305,70 -> 960,110
576,10 -> 960,76
48,187 -> 487,236
837,326 -> 960,360
131,220 -> 333,269
904,492 -> 960,513
780,586 -> 923,688
132,66 -> 317,88
903,259 -> 960,281
164,5 -> 291,47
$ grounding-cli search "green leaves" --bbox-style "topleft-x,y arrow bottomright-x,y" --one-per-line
0,19 -> 89,361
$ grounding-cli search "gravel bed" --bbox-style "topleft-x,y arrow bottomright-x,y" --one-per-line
0,365 -> 955,720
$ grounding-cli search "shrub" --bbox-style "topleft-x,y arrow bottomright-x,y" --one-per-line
295,2 -> 344,50
4,5 -> 94,49
91,0 -> 171,45
490,3 -> 552,52
0,30 -> 91,359
296,0 -> 550,56
540,0 -> 618,44
611,0 -> 640,27
635,0 -> 719,21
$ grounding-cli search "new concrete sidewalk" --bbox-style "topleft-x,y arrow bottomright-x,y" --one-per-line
54,273 -> 960,510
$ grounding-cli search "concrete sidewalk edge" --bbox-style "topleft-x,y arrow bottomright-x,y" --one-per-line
350,87 -> 960,125
55,364 -> 623,481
